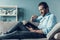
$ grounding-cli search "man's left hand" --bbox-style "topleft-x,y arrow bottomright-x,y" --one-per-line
26,26 -> 35,32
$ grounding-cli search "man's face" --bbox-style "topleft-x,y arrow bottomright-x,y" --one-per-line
38,5 -> 47,16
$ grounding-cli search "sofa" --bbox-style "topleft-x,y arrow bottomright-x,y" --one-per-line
0,21 -> 60,40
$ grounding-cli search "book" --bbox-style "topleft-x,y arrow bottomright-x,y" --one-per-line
24,21 -> 39,30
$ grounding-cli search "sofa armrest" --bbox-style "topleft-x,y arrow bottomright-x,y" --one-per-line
47,23 -> 60,40
54,32 -> 60,40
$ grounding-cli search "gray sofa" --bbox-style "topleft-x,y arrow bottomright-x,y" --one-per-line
0,21 -> 60,40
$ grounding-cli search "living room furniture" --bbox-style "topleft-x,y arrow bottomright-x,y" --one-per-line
0,5 -> 18,22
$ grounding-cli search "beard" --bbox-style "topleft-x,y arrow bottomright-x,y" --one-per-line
41,12 -> 46,17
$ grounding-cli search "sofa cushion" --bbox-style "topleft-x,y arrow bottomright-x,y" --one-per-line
2,39 -> 19,40
21,38 -> 47,40
47,23 -> 60,40
0,21 -> 19,33
2,38 -> 47,40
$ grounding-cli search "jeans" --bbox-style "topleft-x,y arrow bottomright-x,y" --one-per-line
1,22 -> 46,39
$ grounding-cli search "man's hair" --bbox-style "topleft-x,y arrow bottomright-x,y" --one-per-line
38,2 -> 49,9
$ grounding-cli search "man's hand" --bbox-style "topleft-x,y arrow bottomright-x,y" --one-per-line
30,15 -> 38,22
35,30 -> 43,34
26,26 -> 43,34
26,26 -> 36,32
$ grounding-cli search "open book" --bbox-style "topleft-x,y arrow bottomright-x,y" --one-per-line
24,21 -> 39,30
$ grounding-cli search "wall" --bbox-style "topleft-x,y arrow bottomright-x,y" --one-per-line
0,0 -> 60,22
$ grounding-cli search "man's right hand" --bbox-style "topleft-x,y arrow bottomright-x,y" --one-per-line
30,15 -> 38,22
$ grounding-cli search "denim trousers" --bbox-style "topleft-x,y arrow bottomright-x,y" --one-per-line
1,22 -> 46,39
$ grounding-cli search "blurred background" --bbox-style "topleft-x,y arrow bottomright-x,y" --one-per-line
0,0 -> 59,22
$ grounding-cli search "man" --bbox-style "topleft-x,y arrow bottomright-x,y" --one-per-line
0,2 -> 57,39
